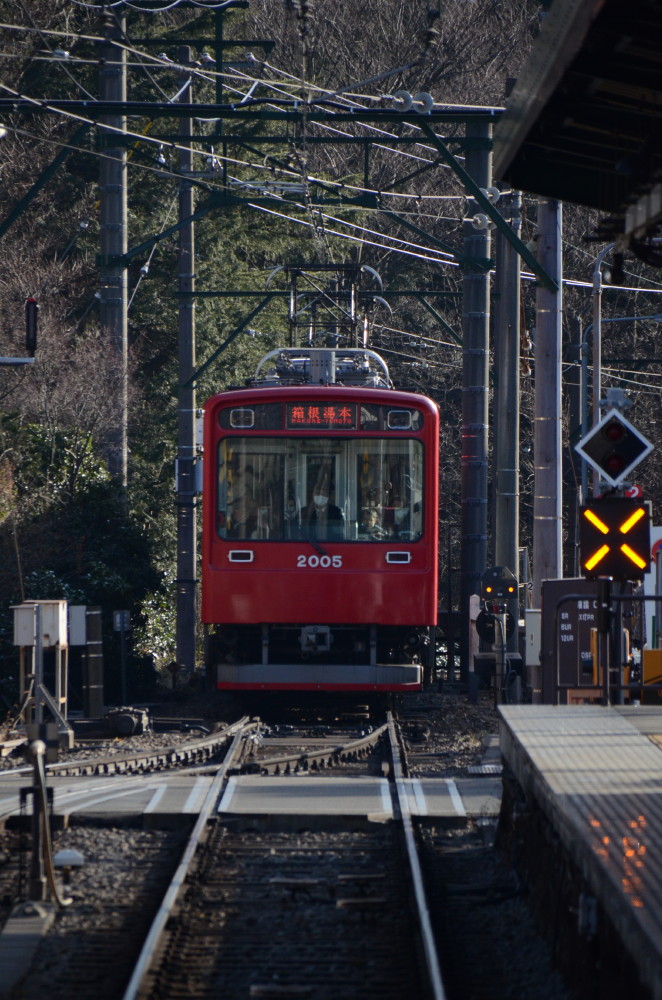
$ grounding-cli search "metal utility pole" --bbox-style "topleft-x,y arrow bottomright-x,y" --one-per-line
592,242 -> 616,495
175,48 -> 198,677
493,190 -> 521,647
460,120 -> 492,681
532,199 -> 563,601
566,319 -> 583,575
98,11 -> 128,494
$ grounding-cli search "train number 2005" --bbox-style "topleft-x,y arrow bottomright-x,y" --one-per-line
297,554 -> 343,568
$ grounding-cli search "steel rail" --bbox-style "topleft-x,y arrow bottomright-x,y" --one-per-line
387,711 -> 448,1000
1,717 -> 250,779
122,722 -> 255,1000
239,721 -> 388,775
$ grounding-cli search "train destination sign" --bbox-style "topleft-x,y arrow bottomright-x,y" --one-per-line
286,402 -> 357,430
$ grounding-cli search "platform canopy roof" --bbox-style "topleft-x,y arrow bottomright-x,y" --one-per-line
493,0 -> 662,255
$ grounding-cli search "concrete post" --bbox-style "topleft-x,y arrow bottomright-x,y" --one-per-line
532,200 -> 563,601
98,12 -> 128,493
175,48 -> 198,676
494,190 -> 521,649
460,120 -> 492,681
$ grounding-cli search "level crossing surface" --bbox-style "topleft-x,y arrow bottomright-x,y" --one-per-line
499,704 -> 662,1000
0,770 -> 501,826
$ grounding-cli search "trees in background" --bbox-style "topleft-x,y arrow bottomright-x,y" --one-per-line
0,1 -> 660,704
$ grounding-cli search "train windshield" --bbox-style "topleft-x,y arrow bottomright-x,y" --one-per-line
217,437 -> 424,542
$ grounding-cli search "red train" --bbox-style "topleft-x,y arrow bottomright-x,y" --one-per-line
201,347 -> 439,693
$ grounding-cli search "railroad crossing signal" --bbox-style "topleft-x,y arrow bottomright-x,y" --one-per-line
579,497 -> 651,580
575,408 -> 653,488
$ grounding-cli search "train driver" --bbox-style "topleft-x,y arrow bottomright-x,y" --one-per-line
305,469 -> 344,541
361,507 -> 390,539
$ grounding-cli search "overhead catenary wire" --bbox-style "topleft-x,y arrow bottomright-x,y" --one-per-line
14,0 -> 96,101
1,118 -> 465,271
0,17 -> 484,164
0,13 -> 489,211
2,17 -> 662,302
65,0 -> 238,9
0,77 -> 471,207
5,114 -> 662,300
5,109 -> 662,303
128,193 -> 179,309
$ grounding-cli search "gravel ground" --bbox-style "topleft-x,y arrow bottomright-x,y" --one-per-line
423,823 -> 578,1000
400,686 -> 499,777
4,825 -> 185,1000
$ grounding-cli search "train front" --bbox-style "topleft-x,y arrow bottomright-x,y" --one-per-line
201,349 -> 439,693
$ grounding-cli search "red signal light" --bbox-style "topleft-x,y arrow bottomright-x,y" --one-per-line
604,452 -> 626,476
604,418 -> 625,442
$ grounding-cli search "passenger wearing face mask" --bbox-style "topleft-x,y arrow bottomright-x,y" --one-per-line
305,484 -> 344,541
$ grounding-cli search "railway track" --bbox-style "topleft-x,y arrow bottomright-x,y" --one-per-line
125,712 -> 444,1000
0,717 -> 252,779
1,691 -> 574,1000
234,721 -> 388,776
1,713 -> 446,999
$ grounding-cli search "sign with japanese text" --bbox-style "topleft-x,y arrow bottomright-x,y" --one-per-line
285,402 -> 357,430
541,579 -> 600,703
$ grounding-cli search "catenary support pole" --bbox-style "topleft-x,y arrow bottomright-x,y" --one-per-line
566,319 -> 583,576
494,190 -> 521,650
460,120 -> 492,682
532,199 -> 563,601
98,11 -> 128,496
85,606 -> 104,719
592,242 -> 616,495
176,48 -> 198,677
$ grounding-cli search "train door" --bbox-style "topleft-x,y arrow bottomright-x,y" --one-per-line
301,450 -> 346,541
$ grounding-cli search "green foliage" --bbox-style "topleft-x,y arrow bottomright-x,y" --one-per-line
23,569 -> 86,606
132,572 -> 178,676
3,0 -> 659,693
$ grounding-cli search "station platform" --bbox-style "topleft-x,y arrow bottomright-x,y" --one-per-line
499,704 -> 662,1000
0,770 -> 501,827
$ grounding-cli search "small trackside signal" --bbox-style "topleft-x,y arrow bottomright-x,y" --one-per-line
579,497 -> 651,581
25,297 -> 38,357
481,566 -> 518,606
